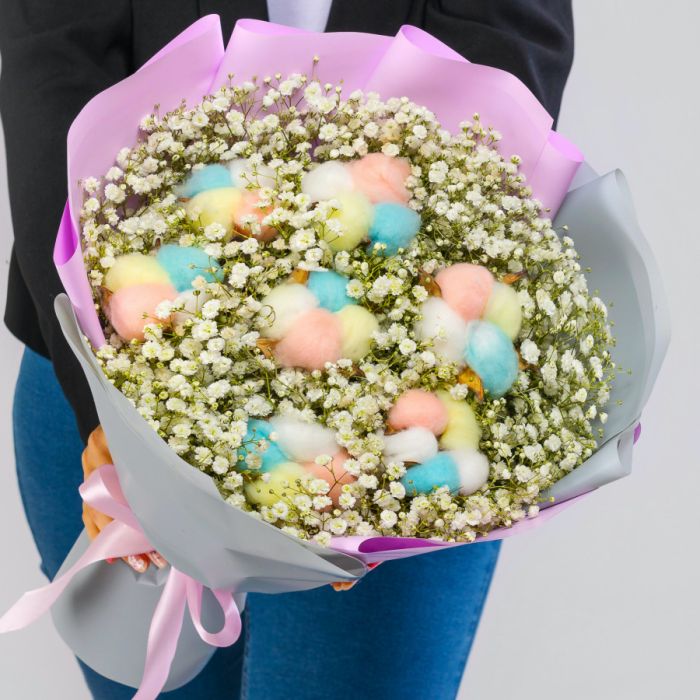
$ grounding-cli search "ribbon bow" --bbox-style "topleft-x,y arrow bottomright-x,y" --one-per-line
0,464 -> 242,700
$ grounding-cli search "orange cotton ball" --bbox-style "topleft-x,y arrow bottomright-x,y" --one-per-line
233,190 -> 276,241
106,283 -> 178,341
303,450 -> 356,506
435,263 -> 494,322
347,153 -> 412,205
388,389 -> 449,436
274,308 -> 342,370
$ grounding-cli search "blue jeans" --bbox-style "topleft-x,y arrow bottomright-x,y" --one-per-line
13,347 -> 500,699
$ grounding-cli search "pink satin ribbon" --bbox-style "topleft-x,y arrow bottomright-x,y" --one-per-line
0,464 -> 242,700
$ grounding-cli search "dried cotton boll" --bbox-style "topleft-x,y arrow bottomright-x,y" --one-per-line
103,253 -> 171,292
178,164 -> 232,198
368,202 -> 421,256
244,462 -> 308,507
260,284 -> 319,340
400,449 -> 489,496
273,308 -> 342,370
463,320 -> 519,398
185,187 -> 242,235
303,450 -> 356,506
268,415 -> 339,462
388,389 -> 449,435
435,263 -> 494,322
483,281 -> 522,340
229,159 -> 276,189
382,427 -> 439,465
107,283 -> 178,341
301,161 -> 354,202
156,244 -> 223,292
348,153 -> 411,204
307,270 -> 355,312
233,190 -> 276,240
336,305 -> 379,361
414,297 -> 469,363
172,289 -> 211,325
323,191 -> 373,252
237,419 -> 289,473
436,391 -> 481,450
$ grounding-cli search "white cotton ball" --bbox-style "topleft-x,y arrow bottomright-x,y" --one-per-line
269,416 -> 339,462
450,449 -> 490,495
172,289 -> 211,326
382,427 -> 439,465
414,297 -> 469,363
229,158 -> 276,188
259,283 -> 319,340
301,161 -> 354,202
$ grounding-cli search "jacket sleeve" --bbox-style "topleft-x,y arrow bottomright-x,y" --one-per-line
423,0 -> 574,121
0,1 -> 133,441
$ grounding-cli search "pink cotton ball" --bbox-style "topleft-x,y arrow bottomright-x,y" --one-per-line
348,153 -> 411,205
274,308 -> 342,370
388,389 -> 449,436
107,283 -> 178,341
233,190 -> 276,241
303,450 -> 356,506
435,263 -> 494,322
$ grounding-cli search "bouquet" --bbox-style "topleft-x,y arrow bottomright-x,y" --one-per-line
1,17 -> 669,698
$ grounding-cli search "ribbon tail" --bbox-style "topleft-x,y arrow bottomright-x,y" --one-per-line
186,580 -> 242,647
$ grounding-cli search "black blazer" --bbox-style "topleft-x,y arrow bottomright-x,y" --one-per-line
0,0 -> 574,440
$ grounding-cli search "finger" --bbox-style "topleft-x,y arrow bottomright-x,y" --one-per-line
82,504 -> 101,541
330,581 -> 357,592
84,504 -> 113,534
147,552 -> 168,569
124,554 -> 150,573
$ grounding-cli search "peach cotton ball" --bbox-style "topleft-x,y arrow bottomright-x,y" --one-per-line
107,283 -> 177,341
336,305 -> 379,361
274,308 -> 342,370
233,190 -> 275,240
301,161 -> 354,202
303,450 -> 356,506
259,283 -> 318,340
414,297 -> 469,363
348,153 -> 411,204
435,263 -> 494,322
185,187 -> 242,235
323,191 -> 373,252
103,253 -> 170,292
388,389 -> 449,435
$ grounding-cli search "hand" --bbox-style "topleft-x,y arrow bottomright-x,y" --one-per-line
82,426 -> 166,572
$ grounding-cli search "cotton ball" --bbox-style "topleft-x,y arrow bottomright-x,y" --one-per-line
400,453 -> 460,495
232,190 -> 276,240
274,308 -> 342,370
244,462 -> 308,507
388,389 -> 449,435
172,289 -> 211,326
336,305 -> 379,361
178,164 -> 232,198
307,270 -> 354,312
156,244 -> 223,292
268,415 -> 339,462
382,427 -> 439,465
436,390 -> 481,450
106,283 -> 177,341
463,320 -> 519,398
414,297 -> 469,363
323,191 -> 373,252
303,450 -> 356,506
103,253 -> 171,292
348,153 -> 411,204
237,419 -> 289,473
368,202 -> 421,256
435,263 -> 494,322
449,449 -> 490,495
228,158 -> 276,189
301,161 -> 354,202
259,283 -> 319,340
185,187 -> 242,234
483,281 -> 522,340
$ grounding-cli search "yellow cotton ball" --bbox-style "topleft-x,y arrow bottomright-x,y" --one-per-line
483,282 -> 522,340
336,305 -> 379,361
186,187 -> 242,234
437,390 -> 481,450
244,462 -> 308,507
103,253 -> 170,292
323,192 -> 373,252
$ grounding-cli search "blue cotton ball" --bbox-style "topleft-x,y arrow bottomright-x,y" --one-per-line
306,270 -> 355,313
178,165 -> 233,198
401,453 -> 461,495
368,202 -> 421,256
463,320 -> 519,398
156,244 -> 223,292
237,419 -> 289,473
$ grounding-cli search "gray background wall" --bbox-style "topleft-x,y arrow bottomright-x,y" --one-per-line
0,2 -> 697,698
